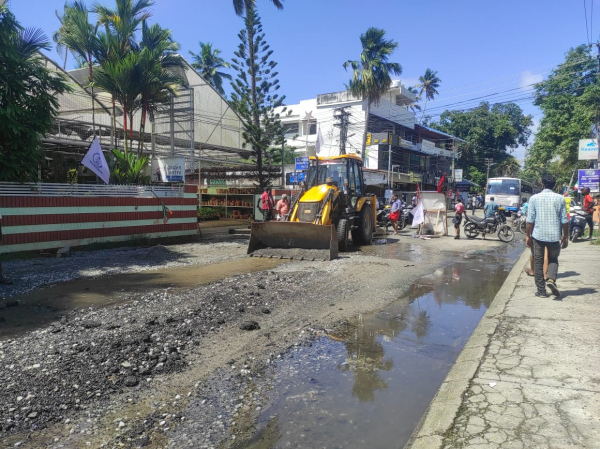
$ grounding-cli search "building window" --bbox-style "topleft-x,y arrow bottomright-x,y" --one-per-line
309,122 -> 317,135
283,123 -> 299,136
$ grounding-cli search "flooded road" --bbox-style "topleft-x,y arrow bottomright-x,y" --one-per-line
236,244 -> 523,449
0,257 -> 284,339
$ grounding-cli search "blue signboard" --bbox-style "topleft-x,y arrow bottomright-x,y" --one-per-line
578,169 -> 600,192
295,156 -> 309,171
289,172 -> 306,183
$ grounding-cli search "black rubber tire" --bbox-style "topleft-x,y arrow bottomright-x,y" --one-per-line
351,204 -> 374,245
498,225 -> 515,243
337,218 -> 349,252
398,213 -> 407,231
464,222 -> 479,239
571,229 -> 581,242
519,220 -> 526,234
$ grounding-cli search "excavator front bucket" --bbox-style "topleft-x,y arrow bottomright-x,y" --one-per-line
247,221 -> 338,261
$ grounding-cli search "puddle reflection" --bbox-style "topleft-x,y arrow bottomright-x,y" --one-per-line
236,245 -> 522,449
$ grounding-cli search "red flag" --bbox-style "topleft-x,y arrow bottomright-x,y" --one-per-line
437,173 -> 446,193
416,182 -> 421,200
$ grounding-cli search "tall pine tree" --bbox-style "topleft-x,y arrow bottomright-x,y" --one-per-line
230,5 -> 285,189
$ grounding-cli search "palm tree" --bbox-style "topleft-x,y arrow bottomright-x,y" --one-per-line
343,27 -> 402,153
416,68 -> 441,123
93,0 -> 154,55
406,86 -> 421,113
232,0 -> 283,16
189,42 -> 231,95
135,22 -> 184,153
56,1 -> 99,130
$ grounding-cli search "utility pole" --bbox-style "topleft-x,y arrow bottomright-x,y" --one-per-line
485,158 -> 495,185
281,138 -> 285,187
333,107 -> 351,155
591,43 -> 600,169
387,125 -> 395,188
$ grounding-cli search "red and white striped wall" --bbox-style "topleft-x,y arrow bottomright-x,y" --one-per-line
0,183 -> 198,254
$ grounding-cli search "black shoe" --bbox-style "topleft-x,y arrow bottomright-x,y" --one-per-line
546,280 -> 560,297
535,291 -> 548,298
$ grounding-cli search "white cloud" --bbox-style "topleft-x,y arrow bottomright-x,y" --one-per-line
520,71 -> 544,89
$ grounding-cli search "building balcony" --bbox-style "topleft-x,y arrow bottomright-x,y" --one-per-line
317,90 -> 362,105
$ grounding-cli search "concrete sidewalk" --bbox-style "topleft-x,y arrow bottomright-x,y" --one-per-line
407,243 -> 600,449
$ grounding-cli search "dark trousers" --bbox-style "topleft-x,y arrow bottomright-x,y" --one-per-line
262,209 -> 274,222
585,214 -> 594,237
533,238 -> 560,292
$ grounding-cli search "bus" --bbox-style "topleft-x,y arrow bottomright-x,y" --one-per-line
485,177 -> 536,213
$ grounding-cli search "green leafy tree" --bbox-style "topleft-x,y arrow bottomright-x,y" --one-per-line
343,27 -> 402,153
431,102 -> 532,183
230,5 -> 285,188
416,68 -> 441,123
189,42 -> 231,95
0,5 -> 70,182
524,45 -> 599,187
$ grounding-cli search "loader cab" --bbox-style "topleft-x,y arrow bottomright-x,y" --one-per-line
306,156 -> 365,209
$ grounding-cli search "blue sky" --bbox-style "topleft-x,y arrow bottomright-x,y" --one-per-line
8,0 -> 593,160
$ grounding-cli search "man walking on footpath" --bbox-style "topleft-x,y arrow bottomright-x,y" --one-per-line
526,174 -> 568,298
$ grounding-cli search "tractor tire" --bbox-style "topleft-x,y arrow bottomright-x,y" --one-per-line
337,218 -> 349,252
351,204 -> 374,245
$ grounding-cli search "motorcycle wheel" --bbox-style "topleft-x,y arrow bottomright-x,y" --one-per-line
398,215 -> 407,231
571,228 -> 581,242
519,220 -> 526,234
498,225 -> 515,243
464,222 -> 479,239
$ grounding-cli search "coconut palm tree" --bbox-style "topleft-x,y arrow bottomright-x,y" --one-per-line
56,1 -> 99,129
416,68 -> 441,123
343,27 -> 402,153
405,86 -> 421,114
189,42 -> 231,95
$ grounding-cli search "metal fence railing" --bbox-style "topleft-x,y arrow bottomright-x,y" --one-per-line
0,182 -> 185,198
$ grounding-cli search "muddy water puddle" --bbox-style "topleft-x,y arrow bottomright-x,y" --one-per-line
235,244 -> 523,449
0,257 -> 284,339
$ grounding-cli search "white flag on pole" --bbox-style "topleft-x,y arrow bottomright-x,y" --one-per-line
315,126 -> 324,154
411,201 -> 424,228
81,136 -> 110,184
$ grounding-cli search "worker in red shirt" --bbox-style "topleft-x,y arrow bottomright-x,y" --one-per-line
258,187 -> 274,222
582,187 -> 596,239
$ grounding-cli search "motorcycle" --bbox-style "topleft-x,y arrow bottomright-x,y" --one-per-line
569,210 -> 588,242
510,209 -> 527,234
378,205 -> 407,233
401,205 -> 414,228
463,207 -> 515,242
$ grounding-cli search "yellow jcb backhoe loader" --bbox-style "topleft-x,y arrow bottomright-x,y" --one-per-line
247,154 -> 376,261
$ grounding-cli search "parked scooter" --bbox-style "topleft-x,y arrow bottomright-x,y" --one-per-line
569,210 -> 588,242
401,205 -> 413,228
510,209 -> 527,234
463,207 -> 515,242
377,207 -> 391,233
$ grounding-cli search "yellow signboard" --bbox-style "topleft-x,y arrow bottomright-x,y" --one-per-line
365,133 -> 372,145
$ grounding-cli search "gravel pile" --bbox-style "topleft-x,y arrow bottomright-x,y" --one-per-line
0,242 -> 246,298
0,269 -> 315,436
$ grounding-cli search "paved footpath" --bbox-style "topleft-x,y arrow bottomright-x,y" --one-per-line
407,243 -> 600,449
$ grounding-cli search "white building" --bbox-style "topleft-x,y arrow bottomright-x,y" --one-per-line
277,81 -> 459,191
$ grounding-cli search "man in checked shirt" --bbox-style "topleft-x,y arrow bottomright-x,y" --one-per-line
526,174 -> 568,298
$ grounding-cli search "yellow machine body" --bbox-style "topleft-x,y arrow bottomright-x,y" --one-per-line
248,154 -> 376,261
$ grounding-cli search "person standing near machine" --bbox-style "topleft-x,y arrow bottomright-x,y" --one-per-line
582,187 -> 595,239
389,194 -> 402,235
